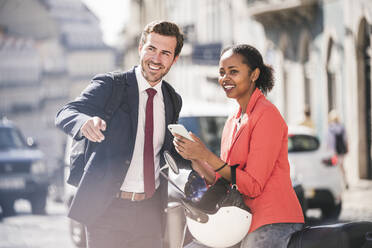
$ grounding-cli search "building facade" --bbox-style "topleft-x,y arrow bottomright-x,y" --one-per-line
0,0 -> 116,183
246,0 -> 372,182
122,0 -> 372,183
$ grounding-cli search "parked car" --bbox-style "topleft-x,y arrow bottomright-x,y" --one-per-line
288,125 -> 344,220
0,118 -> 49,216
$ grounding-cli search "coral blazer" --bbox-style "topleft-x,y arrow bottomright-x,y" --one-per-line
219,88 -> 304,232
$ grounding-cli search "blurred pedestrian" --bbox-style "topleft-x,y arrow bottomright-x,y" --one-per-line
299,105 -> 315,130
327,109 -> 349,189
55,20 -> 185,248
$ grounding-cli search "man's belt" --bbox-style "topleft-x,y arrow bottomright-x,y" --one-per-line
116,191 -> 147,201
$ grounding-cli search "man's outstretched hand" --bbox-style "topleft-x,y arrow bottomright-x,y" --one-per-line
81,116 -> 106,142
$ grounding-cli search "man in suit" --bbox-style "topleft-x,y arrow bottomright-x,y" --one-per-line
55,20 -> 185,248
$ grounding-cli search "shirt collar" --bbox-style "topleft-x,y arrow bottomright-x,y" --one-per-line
135,66 -> 163,93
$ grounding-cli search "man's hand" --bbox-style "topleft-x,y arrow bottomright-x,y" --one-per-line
81,116 -> 106,142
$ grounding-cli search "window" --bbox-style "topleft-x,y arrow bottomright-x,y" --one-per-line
0,127 -> 26,149
179,116 -> 227,156
288,134 -> 319,152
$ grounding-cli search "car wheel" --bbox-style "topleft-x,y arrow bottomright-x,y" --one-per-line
70,220 -> 86,247
70,219 -> 86,247
30,189 -> 48,215
321,202 -> 342,220
0,199 -> 16,217
300,198 -> 308,220
293,184 -> 308,219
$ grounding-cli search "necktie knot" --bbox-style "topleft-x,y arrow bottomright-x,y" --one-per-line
146,88 -> 157,98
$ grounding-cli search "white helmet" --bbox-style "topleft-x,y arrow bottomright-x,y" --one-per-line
181,170 -> 252,248
183,200 -> 252,248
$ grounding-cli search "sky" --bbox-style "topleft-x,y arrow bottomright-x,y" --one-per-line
82,0 -> 130,46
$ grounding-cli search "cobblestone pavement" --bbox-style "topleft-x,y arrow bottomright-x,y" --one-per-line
305,179 -> 372,226
340,179 -> 372,222
1,180 -> 372,248
0,199 -> 75,248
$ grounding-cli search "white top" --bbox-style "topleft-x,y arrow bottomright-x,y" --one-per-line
235,113 -> 247,132
120,66 -> 165,192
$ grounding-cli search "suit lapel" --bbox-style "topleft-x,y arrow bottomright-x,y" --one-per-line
126,67 -> 139,137
162,83 -> 174,126
127,67 -> 174,144
162,83 -> 174,149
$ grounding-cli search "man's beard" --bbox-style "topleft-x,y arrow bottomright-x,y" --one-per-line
141,60 -> 171,85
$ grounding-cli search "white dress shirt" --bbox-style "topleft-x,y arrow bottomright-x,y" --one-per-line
120,66 -> 166,192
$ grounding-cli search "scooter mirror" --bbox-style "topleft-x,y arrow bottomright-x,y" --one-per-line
160,150 -> 185,198
163,150 -> 179,175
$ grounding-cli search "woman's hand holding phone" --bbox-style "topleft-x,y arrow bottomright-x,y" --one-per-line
168,124 -> 194,141
170,124 -> 224,182
170,124 -> 208,161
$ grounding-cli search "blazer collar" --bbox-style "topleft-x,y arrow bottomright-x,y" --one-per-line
235,88 -> 263,119
229,88 -> 263,152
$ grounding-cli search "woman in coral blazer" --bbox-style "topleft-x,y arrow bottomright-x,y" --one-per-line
174,44 -> 304,248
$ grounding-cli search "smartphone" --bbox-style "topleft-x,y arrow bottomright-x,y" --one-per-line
168,124 -> 194,141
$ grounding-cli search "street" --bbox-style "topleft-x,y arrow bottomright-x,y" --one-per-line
337,180 -> 372,222
1,180 -> 372,248
0,199 -> 75,248
306,180 -> 372,226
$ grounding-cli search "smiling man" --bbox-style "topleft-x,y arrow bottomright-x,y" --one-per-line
55,21 -> 185,248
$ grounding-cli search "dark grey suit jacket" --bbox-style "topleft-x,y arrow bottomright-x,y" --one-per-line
55,67 -> 185,225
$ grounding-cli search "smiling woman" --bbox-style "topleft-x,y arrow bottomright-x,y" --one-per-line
173,44 -> 304,248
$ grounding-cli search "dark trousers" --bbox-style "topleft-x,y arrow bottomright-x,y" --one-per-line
86,189 -> 162,248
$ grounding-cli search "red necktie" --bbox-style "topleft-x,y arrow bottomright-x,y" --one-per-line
144,88 -> 157,197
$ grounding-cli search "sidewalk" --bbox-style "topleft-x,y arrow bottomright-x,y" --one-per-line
340,179 -> 372,221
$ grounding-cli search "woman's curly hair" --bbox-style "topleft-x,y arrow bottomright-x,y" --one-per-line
221,44 -> 274,95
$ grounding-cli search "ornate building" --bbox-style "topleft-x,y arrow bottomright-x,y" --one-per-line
246,0 -> 372,181
0,0 -> 116,183
122,0 -> 371,182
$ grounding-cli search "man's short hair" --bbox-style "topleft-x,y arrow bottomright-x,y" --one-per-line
140,20 -> 184,58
